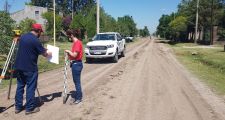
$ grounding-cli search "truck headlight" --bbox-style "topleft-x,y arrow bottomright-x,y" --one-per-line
107,44 -> 114,48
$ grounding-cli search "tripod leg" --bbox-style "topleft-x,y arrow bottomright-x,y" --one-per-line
7,41 -> 18,100
0,40 -> 17,84
7,74 -> 13,100
36,88 -> 43,104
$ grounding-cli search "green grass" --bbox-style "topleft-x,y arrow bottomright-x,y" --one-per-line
169,43 -> 225,94
38,41 -> 72,73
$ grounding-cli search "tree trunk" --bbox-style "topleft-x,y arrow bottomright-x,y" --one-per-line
203,27 -> 207,42
84,31 -> 88,43
213,26 -> 218,44
200,26 -> 203,41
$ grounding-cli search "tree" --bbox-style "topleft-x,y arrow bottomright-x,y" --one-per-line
0,11 -> 15,55
62,15 -> 72,31
157,14 -> 174,39
19,18 -> 36,34
30,0 -> 139,41
70,5 -> 97,39
100,8 -> 118,33
169,16 -> 187,41
177,0 -> 224,43
117,15 -> 137,37
70,6 -> 137,40
29,0 -> 96,15
157,0 -> 225,43
42,12 -> 62,37
31,0 -> 96,40
218,10 -> 225,40
140,26 -> 150,37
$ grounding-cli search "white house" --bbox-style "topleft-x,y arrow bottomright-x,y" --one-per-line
10,5 -> 47,26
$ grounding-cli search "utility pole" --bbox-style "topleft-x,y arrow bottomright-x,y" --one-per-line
53,0 -> 56,46
4,0 -> 9,13
195,0 -> 199,44
163,16 -> 166,39
72,0 -> 74,19
210,0 -> 214,45
97,0 -> 100,33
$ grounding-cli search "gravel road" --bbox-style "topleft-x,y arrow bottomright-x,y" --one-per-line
1,38 -> 225,120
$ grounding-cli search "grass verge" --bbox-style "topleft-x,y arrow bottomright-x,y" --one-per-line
169,42 -> 225,95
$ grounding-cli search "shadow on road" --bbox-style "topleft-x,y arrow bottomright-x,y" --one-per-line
36,91 -> 62,107
0,104 -> 14,113
0,92 -> 63,113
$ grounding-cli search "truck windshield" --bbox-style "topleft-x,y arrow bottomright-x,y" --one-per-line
93,34 -> 115,41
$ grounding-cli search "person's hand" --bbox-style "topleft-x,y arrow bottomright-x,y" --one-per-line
42,49 -> 51,58
47,50 -> 52,57
46,50 -> 52,58
65,50 -> 70,53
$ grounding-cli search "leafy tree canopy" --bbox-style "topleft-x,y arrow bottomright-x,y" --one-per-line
19,18 -> 36,34
0,11 -> 15,55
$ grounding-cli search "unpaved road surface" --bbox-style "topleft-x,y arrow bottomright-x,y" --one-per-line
1,38 -> 225,120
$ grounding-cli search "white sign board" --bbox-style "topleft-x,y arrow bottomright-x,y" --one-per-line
47,44 -> 59,64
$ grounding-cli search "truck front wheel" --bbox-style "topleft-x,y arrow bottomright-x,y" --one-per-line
112,51 -> 118,63
86,58 -> 92,63
121,47 -> 126,57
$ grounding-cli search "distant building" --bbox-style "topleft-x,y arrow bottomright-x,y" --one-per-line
10,5 -> 47,26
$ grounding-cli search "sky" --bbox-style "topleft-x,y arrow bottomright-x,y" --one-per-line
0,0 -> 181,33
100,0 -> 181,33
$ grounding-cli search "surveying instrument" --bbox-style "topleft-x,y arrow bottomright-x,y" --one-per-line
0,29 -> 42,102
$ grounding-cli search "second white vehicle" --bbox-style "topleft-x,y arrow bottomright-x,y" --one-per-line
85,32 -> 126,63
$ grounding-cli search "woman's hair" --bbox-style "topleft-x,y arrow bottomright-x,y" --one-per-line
66,29 -> 81,39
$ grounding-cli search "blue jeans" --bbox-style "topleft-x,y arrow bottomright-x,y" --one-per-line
15,70 -> 38,112
71,61 -> 83,100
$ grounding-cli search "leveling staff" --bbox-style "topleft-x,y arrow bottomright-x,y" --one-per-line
14,24 -> 52,115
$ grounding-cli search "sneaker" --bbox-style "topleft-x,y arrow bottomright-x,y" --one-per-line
74,100 -> 82,104
15,106 -> 24,114
69,98 -> 75,102
70,100 -> 82,105
15,109 -> 23,114
25,107 -> 40,115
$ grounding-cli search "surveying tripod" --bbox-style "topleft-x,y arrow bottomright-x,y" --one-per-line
0,30 -> 20,100
0,30 -> 42,102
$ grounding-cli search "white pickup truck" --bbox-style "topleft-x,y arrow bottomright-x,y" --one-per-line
85,32 -> 126,63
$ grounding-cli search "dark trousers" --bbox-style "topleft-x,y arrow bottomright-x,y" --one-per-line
15,70 -> 38,112
71,61 -> 83,100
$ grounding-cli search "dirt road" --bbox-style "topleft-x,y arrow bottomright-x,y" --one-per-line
1,38 -> 225,120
